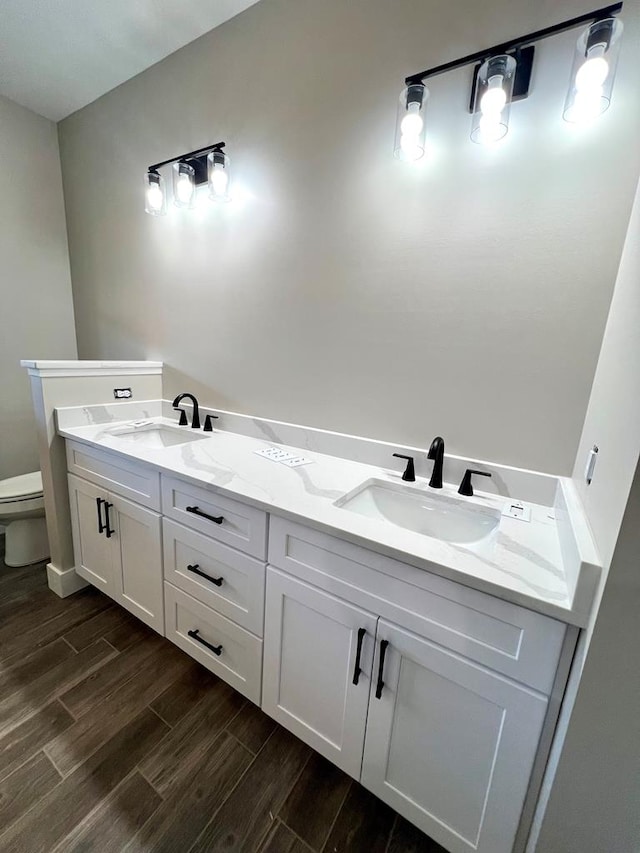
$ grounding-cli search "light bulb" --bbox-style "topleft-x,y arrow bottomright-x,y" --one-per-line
176,175 -> 193,204
208,151 -> 231,200
146,184 -> 163,210
210,165 -> 228,196
400,102 -> 424,137
471,57 -> 515,145
144,171 -> 166,215
575,56 -> 609,91
172,161 -> 196,208
480,84 -> 507,116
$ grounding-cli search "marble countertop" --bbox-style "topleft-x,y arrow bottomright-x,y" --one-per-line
57,412 -> 600,626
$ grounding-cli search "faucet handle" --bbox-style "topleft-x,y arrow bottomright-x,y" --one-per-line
175,407 -> 188,426
203,414 -> 219,432
393,453 -> 416,483
458,469 -> 492,497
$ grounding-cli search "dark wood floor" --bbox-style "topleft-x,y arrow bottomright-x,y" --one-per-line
0,545 -> 444,853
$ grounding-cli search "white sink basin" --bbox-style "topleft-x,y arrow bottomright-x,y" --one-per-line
335,478 -> 500,545
108,423 -> 209,449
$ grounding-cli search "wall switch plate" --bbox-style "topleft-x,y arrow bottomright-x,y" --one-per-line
114,388 -> 132,399
502,502 -> 531,522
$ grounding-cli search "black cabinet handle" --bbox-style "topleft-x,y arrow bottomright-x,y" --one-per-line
188,629 -> 223,656
352,628 -> 367,685
96,497 -> 106,534
104,502 -> 115,538
187,564 -> 224,587
186,505 -> 224,525
375,640 -> 389,699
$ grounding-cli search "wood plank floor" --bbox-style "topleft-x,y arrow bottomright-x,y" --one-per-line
0,550 -> 445,853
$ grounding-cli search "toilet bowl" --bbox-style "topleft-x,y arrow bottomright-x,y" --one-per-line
0,472 -> 49,568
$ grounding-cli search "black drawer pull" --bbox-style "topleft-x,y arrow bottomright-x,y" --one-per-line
186,505 -> 224,525
187,564 -> 224,587
375,640 -> 389,699
188,629 -> 222,656
104,501 -> 115,538
96,497 -> 105,534
352,628 -> 366,685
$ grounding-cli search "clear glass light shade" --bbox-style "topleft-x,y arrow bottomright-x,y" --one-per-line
564,17 -> 623,123
144,171 -> 167,216
172,161 -> 196,208
394,84 -> 428,162
208,151 -> 231,202
471,54 -> 517,144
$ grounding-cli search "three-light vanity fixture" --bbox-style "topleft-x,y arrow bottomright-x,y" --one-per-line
395,3 -> 624,160
144,141 -> 230,215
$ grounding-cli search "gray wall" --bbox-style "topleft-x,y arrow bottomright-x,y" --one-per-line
0,95 -> 76,480
571,176 -> 640,571
527,175 -> 640,852
58,0 -> 640,474
536,458 -> 640,853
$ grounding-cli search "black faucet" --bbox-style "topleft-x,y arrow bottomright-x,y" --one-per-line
172,393 -> 201,429
427,436 -> 445,489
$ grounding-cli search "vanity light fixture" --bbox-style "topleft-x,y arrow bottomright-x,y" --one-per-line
396,2 -> 623,158
173,161 -> 196,208
144,170 -> 167,216
207,150 -> 231,202
564,16 -> 624,123
144,141 -> 227,215
394,83 -> 429,161
470,54 -> 517,144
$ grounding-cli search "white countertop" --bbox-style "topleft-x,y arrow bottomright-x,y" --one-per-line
57,412 -> 600,626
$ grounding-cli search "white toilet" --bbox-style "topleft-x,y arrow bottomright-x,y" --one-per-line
0,471 -> 49,567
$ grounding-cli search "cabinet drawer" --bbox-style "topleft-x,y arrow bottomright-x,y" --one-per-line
164,583 -> 262,703
268,517 -> 565,694
161,476 -> 267,559
163,519 -> 266,636
66,441 -> 160,510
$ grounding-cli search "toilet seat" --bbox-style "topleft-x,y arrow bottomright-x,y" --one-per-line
0,471 -> 43,504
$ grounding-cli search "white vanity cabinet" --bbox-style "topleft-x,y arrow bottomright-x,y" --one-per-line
264,516 -> 570,853
161,475 -> 267,703
361,620 -> 549,853
62,434 -> 577,853
263,568 -> 378,777
68,472 -> 163,632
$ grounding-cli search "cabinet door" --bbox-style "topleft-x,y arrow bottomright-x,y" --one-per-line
109,493 -> 164,633
362,620 -> 548,853
68,474 -> 114,595
262,568 -> 377,778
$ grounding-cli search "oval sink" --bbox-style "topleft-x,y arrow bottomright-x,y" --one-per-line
335,479 -> 500,545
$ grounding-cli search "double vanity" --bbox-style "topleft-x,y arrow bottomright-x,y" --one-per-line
56,398 -> 600,853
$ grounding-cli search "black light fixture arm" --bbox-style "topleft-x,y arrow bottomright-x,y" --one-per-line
148,141 -> 226,173
405,2 -> 623,85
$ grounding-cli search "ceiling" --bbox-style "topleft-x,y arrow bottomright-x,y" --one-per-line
0,0 -> 261,121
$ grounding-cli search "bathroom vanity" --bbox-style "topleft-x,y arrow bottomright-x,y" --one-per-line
56,402 -> 600,853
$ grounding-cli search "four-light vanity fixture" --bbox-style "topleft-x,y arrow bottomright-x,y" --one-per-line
144,141 -> 230,215
395,3 -> 624,160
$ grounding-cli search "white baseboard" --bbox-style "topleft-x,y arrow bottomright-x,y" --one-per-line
46,563 -> 89,598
